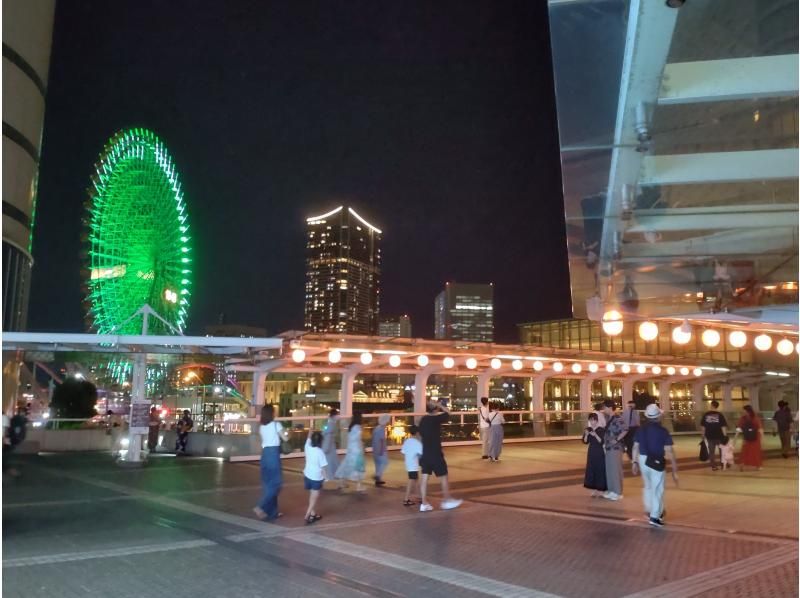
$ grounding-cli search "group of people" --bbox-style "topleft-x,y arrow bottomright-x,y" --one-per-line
478,396 -> 505,462
253,400 -> 463,525
583,399 -> 678,527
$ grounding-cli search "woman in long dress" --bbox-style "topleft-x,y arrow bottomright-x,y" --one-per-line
322,408 -> 340,485
488,402 -> 505,462
335,412 -> 366,492
582,413 -> 607,496
735,404 -> 763,471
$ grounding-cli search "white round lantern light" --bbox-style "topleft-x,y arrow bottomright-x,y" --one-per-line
666,366 -> 676,376
443,357 -> 455,369
652,365 -> 662,375
605,363 -> 616,373
638,321 -> 659,342
728,330 -> 747,349
490,358 -> 502,370
701,329 -> 721,348
417,355 -> 429,367
680,367 -> 690,376
672,320 -> 692,345
601,310 -> 624,336
512,359 -> 523,371
389,355 -> 401,367
621,364 -> 631,374
589,363 -> 599,373
328,349 -> 342,363
692,367 -> 703,377
754,334 -> 773,352
291,349 -> 306,363
466,357 -> 478,370
571,363 -> 582,374
552,361 -> 564,373
360,352 -> 373,365
532,361 -> 544,372
777,339 -> 794,356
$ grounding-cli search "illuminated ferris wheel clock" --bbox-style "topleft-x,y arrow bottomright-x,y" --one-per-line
82,128 -> 192,334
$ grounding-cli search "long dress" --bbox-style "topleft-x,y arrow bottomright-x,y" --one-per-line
488,412 -> 505,460
321,416 -> 339,475
335,424 -> 365,481
738,415 -> 763,467
583,427 -> 607,491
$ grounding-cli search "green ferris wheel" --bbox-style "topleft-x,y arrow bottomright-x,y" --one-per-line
82,128 -> 192,335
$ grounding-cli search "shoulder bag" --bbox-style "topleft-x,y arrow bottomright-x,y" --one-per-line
644,426 -> 666,472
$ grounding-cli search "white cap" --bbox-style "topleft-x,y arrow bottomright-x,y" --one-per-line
644,404 -> 663,419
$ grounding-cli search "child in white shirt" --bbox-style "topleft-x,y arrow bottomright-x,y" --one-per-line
400,425 -> 422,506
303,431 -> 328,524
720,436 -> 735,470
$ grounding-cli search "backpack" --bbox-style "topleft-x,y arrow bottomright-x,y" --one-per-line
742,418 -> 758,442
9,414 -> 26,446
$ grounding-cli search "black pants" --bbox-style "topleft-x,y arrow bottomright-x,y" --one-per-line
175,432 -> 189,453
624,427 -> 638,459
706,439 -> 722,467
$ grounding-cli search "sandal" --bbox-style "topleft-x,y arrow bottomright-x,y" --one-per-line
403,499 -> 415,506
305,514 -> 322,525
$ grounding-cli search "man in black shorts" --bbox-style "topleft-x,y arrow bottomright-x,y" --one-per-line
418,400 -> 462,512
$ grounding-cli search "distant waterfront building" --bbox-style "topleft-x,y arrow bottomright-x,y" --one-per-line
379,315 -> 412,338
304,206 -> 381,335
434,282 -> 493,342
2,0 -> 56,330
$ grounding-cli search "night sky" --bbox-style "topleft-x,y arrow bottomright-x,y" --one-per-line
29,0 -> 571,343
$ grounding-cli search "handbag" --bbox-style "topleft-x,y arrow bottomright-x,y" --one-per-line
643,426 -> 666,472
699,439 -> 709,462
274,422 -> 293,455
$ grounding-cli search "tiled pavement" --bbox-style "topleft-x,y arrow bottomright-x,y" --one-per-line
3,435 -> 797,597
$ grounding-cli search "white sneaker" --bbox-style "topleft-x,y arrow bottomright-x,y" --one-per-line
602,492 -> 621,501
441,499 -> 463,510
419,503 -> 434,512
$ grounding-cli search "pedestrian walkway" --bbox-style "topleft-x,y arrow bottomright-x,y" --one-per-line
3,435 -> 797,597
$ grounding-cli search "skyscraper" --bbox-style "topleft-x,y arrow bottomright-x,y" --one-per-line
379,315 -> 412,338
2,0 -> 56,330
434,282 -> 494,342
304,206 -> 381,335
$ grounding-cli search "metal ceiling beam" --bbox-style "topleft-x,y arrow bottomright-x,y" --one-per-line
640,149 -> 799,186
658,54 -> 799,105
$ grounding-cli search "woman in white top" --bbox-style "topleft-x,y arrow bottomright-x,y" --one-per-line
321,408 -> 340,483
303,430 -> 328,524
488,402 -> 505,462
334,412 -> 366,492
253,405 -> 289,521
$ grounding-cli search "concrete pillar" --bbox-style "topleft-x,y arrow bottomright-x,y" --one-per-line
748,384 -> 760,412
414,371 -> 430,413
251,371 -> 266,408
531,375 -> 548,411
659,380 -> 672,411
579,377 -> 595,411
340,370 -> 357,417
721,384 -> 734,412
622,378 -> 638,404
476,372 -> 491,408
525,378 -> 534,405
690,381 -> 705,412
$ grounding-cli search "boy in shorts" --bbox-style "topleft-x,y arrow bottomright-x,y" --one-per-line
401,424 -> 422,506
418,400 -> 462,512
303,430 -> 328,524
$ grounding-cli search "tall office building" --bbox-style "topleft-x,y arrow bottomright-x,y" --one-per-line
304,206 -> 381,335
434,282 -> 494,342
2,0 -> 56,330
379,315 -> 412,338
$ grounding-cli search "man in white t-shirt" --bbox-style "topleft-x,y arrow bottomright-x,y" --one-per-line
478,397 -> 490,459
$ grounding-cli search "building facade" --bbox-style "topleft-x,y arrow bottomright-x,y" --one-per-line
2,0 -> 56,330
434,282 -> 493,342
378,314 -> 412,338
304,206 -> 381,335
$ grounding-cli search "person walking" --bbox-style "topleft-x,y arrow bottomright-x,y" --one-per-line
401,424 -> 422,506
174,410 -> 193,455
582,413 -> 606,497
372,414 -> 390,486
772,401 -> 793,459
700,400 -> 728,471
322,408 -> 340,479
631,404 -> 678,527
335,412 -> 366,492
419,400 -> 462,512
254,405 -> 289,521
303,430 -> 328,525
735,405 -> 763,471
487,402 -> 505,462
622,399 -> 640,461
147,406 -> 160,452
478,396 -> 491,459
601,399 -> 627,501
